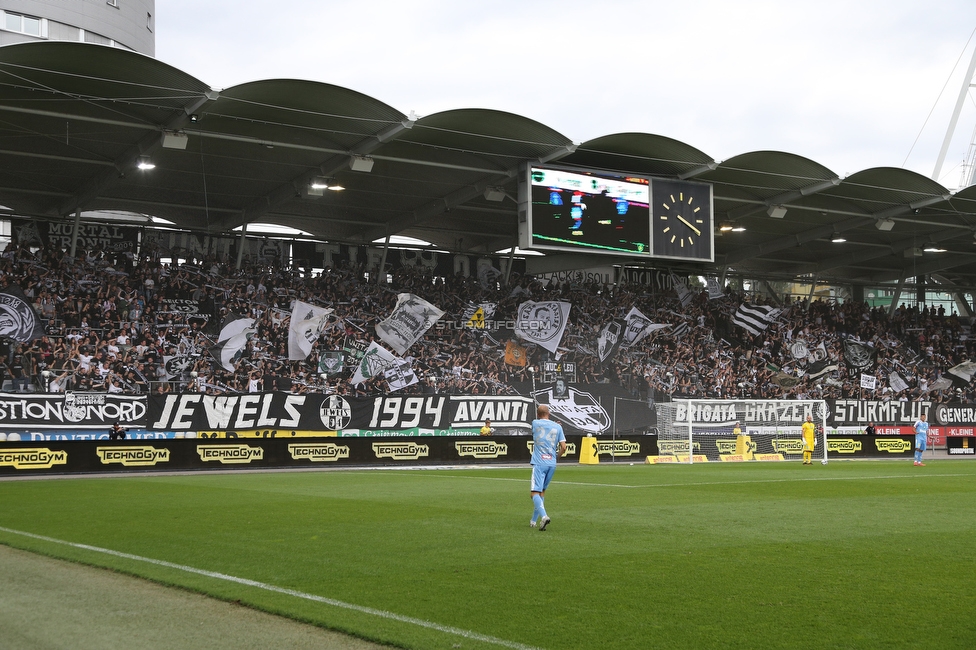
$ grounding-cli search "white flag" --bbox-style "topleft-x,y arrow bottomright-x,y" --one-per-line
376,293 -> 444,355
860,373 -> 877,390
621,307 -> 668,348
889,372 -> 910,393
514,301 -> 572,354
350,341 -> 398,385
948,361 -> 976,383
288,300 -> 333,360
670,273 -> 694,307
706,277 -> 725,300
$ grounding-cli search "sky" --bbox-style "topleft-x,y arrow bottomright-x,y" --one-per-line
156,1 -> 976,189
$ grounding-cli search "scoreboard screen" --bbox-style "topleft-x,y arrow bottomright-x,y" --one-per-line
521,167 -> 651,257
518,165 -> 714,262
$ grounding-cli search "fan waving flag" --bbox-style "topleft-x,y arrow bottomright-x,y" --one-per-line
376,293 -> 444,355
288,300 -> 333,360
0,285 -> 44,343
731,303 -> 781,336
210,313 -> 256,372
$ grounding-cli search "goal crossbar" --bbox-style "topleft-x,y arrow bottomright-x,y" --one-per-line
655,399 -> 829,464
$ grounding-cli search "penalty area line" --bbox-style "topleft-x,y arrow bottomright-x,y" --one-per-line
0,526 -> 540,650
552,472 -> 974,490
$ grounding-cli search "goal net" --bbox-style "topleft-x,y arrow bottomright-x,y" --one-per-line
655,399 -> 828,464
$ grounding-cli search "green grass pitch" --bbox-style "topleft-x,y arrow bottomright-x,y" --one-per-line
2,461 -> 976,649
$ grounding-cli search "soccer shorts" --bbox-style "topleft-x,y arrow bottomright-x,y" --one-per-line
531,464 -> 556,493
915,433 -> 927,451
803,435 -> 815,452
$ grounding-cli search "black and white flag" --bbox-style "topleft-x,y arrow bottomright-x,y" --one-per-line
514,301 -> 572,354
462,302 -> 497,329
842,339 -> 877,371
384,359 -> 419,392
889,372 -> 910,393
210,314 -> 255,372
288,300 -> 333,360
376,293 -> 444,355
621,307 -> 668,347
0,285 -> 44,343
597,319 -> 625,362
670,272 -> 694,307
731,303 -> 781,336
806,359 -> 839,380
948,360 -> 976,383
706,277 -> 725,300
670,321 -> 691,339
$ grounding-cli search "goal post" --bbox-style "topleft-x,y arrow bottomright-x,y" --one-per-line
654,399 -> 829,464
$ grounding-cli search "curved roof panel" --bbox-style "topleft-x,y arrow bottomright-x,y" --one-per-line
3,41 -> 976,288
564,133 -> 714,178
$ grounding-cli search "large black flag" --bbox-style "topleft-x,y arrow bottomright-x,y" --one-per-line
842,339 -> 876,371
0,285 -> 44,342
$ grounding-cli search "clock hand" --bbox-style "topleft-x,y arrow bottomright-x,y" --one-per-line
676,215 -> 701,236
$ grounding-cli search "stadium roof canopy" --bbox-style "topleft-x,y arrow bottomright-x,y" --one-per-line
3,41 -> 976,293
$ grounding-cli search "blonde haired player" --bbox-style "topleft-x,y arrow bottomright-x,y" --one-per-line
801,414 -> 816,465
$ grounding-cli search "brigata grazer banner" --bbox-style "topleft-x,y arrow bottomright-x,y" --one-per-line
148,393 -> 536,433
0,392 -> 146,429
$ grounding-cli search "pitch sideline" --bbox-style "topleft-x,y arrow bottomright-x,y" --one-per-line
0,526 -> 540,650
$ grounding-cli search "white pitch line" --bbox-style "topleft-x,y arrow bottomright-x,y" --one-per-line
0,526 -> 541,650
417,470 -> 973,490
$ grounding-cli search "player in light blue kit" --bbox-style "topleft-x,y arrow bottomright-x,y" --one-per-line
530,404 -> 566,531
913,413 -> 929,466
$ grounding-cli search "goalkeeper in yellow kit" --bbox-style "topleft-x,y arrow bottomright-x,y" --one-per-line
801,414 -> 816,465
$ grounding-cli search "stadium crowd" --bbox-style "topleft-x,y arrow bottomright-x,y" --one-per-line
1,234 -> 974,403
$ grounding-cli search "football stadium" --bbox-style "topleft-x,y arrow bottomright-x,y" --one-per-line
2,3 -> 976,648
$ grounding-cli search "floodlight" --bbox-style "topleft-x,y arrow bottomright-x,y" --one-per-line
349,155 -> 374,173
484,187 -> 507,202
160,130 -> 188,150
136,156 -> 155,170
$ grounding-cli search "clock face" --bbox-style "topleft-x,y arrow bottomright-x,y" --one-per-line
651,179 -> 714,261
